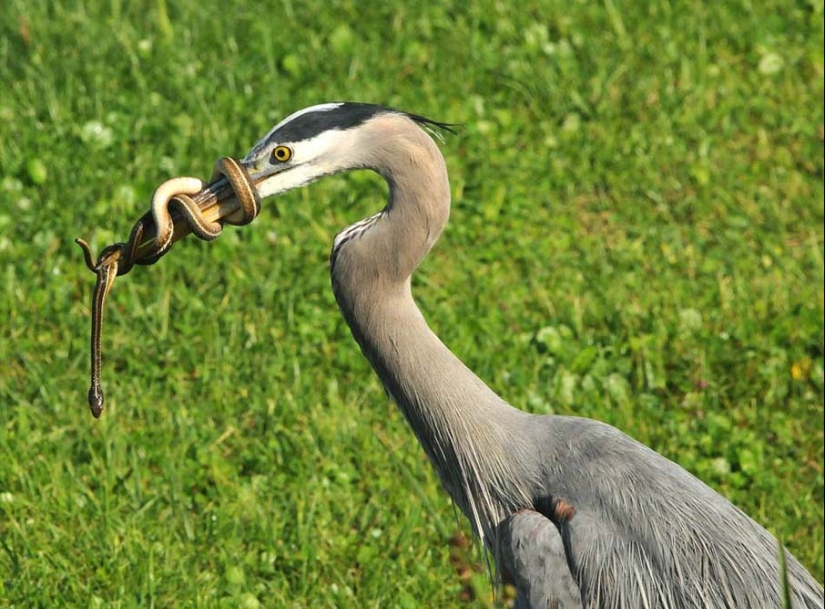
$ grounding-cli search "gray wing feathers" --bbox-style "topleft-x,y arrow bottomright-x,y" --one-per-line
553,442 -> 825,608
501,509 -> 583,609
524,417 -> 824,609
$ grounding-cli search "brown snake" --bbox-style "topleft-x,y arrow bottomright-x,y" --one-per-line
76,156 -> 261,418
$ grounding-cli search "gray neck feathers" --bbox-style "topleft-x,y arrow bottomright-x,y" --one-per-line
330,115 -> 538,547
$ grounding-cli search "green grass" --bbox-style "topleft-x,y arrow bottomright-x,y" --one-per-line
1,0 -> 823,606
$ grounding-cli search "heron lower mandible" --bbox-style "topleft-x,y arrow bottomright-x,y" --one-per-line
231,102 -> 823,608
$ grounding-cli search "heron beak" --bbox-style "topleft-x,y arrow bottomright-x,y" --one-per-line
184,156 -> 271,227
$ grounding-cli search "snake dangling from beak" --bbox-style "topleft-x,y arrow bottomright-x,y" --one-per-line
75,156 -> 262,418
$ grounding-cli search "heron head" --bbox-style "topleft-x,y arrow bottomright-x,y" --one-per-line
237,102 -> 455,199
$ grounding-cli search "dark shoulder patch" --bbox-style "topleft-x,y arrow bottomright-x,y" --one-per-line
535,495 -> 577,524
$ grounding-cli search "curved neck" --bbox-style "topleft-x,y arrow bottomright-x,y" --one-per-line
330,119 -> 537,546
332,115 -> 452,283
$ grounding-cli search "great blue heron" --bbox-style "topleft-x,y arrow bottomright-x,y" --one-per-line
229,102 -> 822,608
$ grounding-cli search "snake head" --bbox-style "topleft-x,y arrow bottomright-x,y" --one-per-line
88,386 -> 104,418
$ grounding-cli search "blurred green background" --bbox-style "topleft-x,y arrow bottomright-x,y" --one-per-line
1,1 -> 822,607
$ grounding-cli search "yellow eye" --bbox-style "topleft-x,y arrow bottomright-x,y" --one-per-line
271,145 -> 292,163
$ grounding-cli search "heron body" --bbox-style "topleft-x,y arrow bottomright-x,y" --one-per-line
239,102 -> 824,608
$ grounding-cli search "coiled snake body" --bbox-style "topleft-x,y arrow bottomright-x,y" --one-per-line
76,157 -> 261,417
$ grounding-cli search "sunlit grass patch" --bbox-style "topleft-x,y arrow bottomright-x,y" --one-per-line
0,1 -> 822,606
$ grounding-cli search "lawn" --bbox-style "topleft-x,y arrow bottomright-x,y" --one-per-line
0,1 -> 822,607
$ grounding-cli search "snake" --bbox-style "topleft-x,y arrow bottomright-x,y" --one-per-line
76,156 -> 261,418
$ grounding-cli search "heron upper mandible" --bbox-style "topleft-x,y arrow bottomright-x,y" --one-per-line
233,102 -> 823,608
